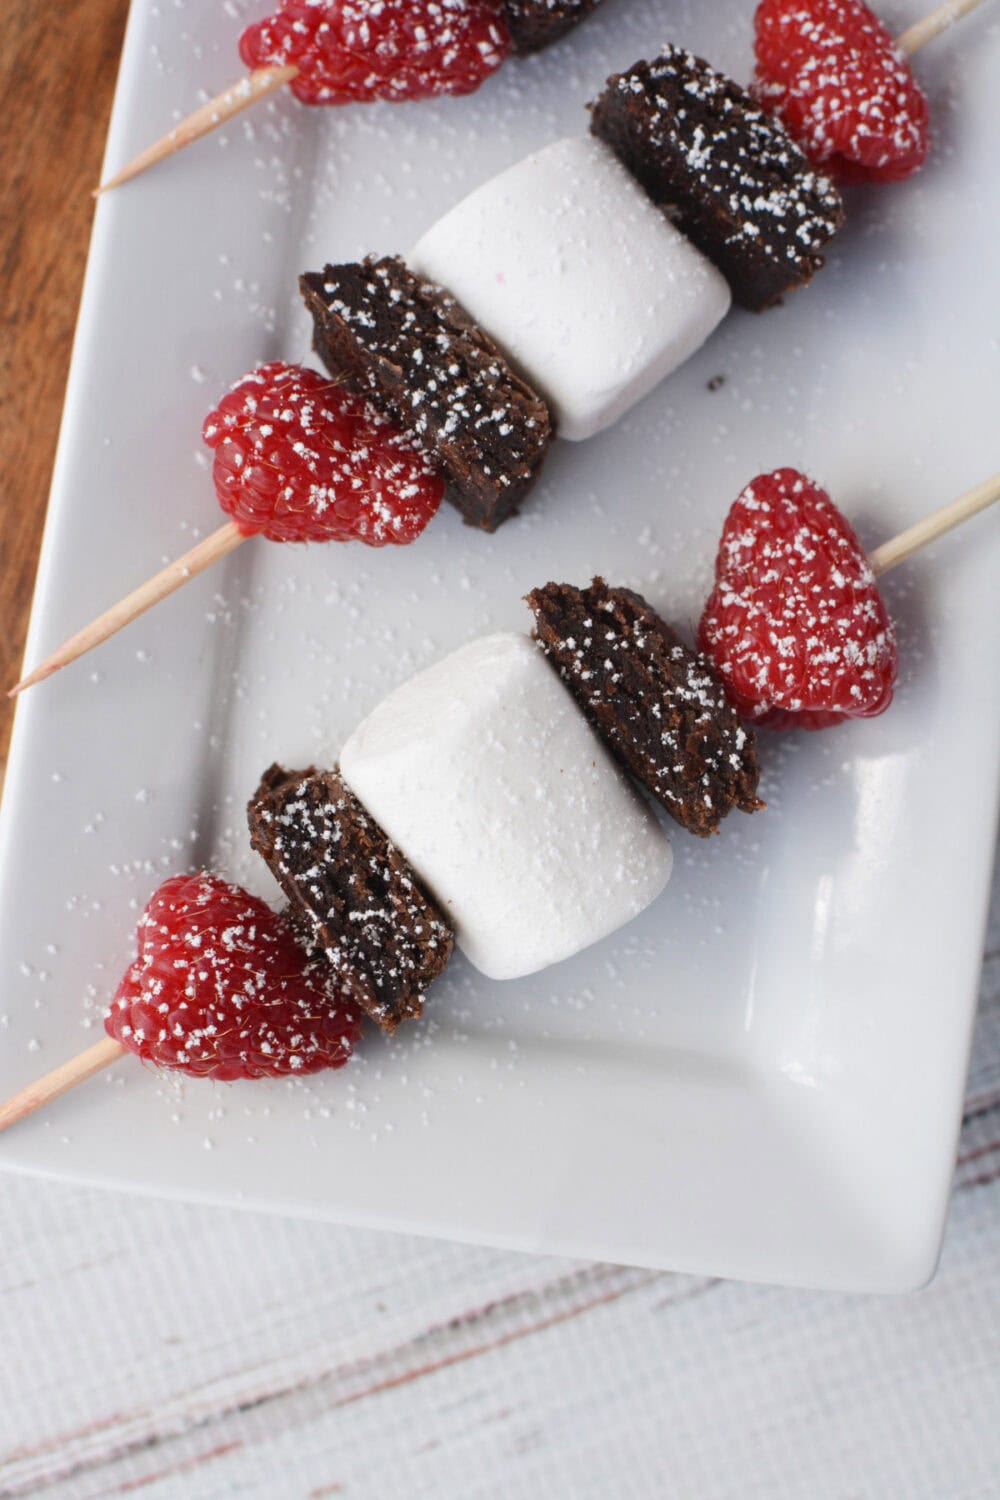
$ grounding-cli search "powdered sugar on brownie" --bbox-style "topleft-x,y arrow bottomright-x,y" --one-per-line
527,578 -> 762,837
300,257 -> 552,531
754,0 -> 930,182
502,0 -> 602,53
591,45 -> 844,310
248,765 -> 453,1032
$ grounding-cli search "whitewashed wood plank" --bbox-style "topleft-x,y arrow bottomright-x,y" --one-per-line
7,1178 -> 999,1500
0,1186 -> 594,1491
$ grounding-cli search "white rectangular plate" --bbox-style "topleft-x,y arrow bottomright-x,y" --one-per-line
1,0 -> 998,1291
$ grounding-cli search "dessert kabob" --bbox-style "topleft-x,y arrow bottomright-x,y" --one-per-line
3,439 -> 999,1131
0,573 -> 765,1128
96,0 -> 607,193
15,1 -> 985,696
96,0 -> 990,193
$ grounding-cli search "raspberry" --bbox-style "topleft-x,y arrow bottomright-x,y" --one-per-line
698,469 -> 898,730
202,362 -> 444,546
240,0 -> 511,107
105,873 -> 363,1080
754,0 -> 930,183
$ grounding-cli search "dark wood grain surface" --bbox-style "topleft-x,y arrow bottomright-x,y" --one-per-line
0,0 -> 129,784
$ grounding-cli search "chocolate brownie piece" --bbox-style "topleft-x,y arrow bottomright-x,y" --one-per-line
526,578 -> 763,837
503,0 -> 603,53
590,46 -> 844,311
300,256 -> 552,531
248,763 -> 454,1032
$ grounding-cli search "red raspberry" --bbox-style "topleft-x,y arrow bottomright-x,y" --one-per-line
105,873 -> 363,1080
239,0 -> 511,107
754,0 -> 930,183
698,469 -> 898,730
202,362 -> 444,546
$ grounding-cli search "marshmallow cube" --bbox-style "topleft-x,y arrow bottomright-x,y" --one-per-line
409,135 -> 731,442
339,633 -> 672,981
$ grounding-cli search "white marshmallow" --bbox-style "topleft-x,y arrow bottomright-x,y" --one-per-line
409,135 -> 731,442
339,633 -> 672,981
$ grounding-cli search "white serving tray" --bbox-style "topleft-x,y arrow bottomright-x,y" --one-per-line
0,0 -> 997,1291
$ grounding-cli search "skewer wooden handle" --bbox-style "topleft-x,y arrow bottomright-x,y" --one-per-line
869,470 -> 1000,575
96,63 -> 298,193
10,518 -> 247,696
896,0 -> 991,55
0,1036 -> 125,1133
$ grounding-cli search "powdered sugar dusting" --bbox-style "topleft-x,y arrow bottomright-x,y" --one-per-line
528,577 -> 762,836
248,764 -> 454,1030
202,360 -> 443,545
239,0 -> 510,106
699,468 -> 899,728
301,256 -> 552,529
591,44 -> 844,311
105,872 -> 362,1079
754,0 -> 930,183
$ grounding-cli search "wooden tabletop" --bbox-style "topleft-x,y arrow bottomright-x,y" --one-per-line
0,0 -> 129,783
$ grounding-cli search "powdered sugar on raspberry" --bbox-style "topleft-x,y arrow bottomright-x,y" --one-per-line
202,362 -> 444,546
239,0 -> 511,107
105,872 -> 363,1080
754,0 -> 930,183
698,468 -> 899,729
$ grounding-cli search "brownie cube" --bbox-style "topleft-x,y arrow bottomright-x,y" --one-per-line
248,764 -> 454,1033
527,578 -> 763,837
590,46 -> 844,311
300,256 -> 552,531
503,0 -> 603,53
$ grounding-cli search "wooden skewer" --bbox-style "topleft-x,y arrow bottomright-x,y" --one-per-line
868,470 -> 1000,575
895,0 -> 992,56
1,472 -> 997,1130
9,519 -> 246,697
95,63 -> 298,194
9,471 -> 1000,700
0,1036 -> 125,1132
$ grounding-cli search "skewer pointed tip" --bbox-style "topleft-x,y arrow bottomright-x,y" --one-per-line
9,662 -> 57,698
94,160 -> 145,195
96,64 -> 298,192
9,671 -> 43,698
9,519 -> 247,692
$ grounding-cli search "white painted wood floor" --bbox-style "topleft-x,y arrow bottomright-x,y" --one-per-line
1,839 -> 997,1500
